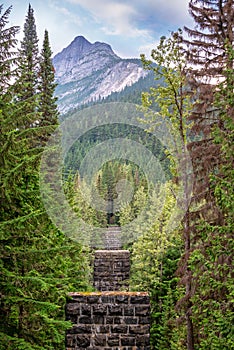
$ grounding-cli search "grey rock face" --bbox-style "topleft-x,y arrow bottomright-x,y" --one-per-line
53,36 -> 147,113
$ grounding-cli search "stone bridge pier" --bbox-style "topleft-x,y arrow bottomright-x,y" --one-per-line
65,226 -> 150,349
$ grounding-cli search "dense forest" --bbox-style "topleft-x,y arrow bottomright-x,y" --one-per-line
0,5 -> 92,350
0,1 -> 233,350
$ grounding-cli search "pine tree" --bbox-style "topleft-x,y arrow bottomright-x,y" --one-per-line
183,0 -> 234,225
0,4 -> 20,219
181,1 -> 234,348
38,29 -> 58,136
213,43 -> 234,220
15,4 -> 39,125
0,5 -> 19,92
188,43 -> 234,350
19,3 -> 39,90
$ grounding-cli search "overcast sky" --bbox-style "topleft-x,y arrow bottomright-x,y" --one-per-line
4,0 -> 193,58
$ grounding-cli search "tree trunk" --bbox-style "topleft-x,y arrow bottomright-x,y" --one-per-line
184,212 -> 195,350
186,305 -> 195,350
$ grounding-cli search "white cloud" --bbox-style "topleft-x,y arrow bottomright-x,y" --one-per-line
65,0 -> 191,38
5,0 -> 192,58
138,40 -> 160,57
49,1 -> 83,26
65,0 -> 152,37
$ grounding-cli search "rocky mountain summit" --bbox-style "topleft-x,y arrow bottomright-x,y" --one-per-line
53,36 -> 148,113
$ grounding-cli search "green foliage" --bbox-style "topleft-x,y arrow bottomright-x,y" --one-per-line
64,123 -> 171,181
97,160 -> 148,225
38,29 -> 59,131
0,5 -> 92,349
140,30 -> 193,146
130,182 -> 181,289
64,159 -> 149,229
15,4 -> 39,105
0,5 -> 19,92
212,43 -> 234,222
130,182 -> 183,349
64,172 -> 107,229
189,223 -> 234,350
139,30 -> 195,349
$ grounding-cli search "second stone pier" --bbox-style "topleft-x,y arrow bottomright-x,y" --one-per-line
93,250 -> 130,291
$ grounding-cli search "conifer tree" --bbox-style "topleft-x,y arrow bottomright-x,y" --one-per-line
180,1 -> 234,347
0,5 -> 19,92
183,0 -> 234,224
38,29 -> 59,136
15,4 -> 39,124
19,3 -> 39,88
188,44 -> 234,349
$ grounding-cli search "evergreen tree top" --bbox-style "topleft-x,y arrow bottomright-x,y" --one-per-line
21,4 -> 39,56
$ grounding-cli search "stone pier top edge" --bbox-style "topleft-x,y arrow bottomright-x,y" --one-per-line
68,291 -> 149,297
94,250 -> 130,253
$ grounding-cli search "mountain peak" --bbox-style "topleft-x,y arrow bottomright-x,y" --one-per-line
53,36 -> 119,80
56,35 -> 92,58
53,36 -> 147,113
93,40 -> 116,55
72,35 -> 91,45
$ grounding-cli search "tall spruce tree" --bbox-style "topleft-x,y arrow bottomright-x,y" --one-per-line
183,0 -> 234,224
0,5 -> 19,92
0,5 -> 92,349
0,4 -> 19,223
15,4 -> 39,126
187,44 -> 234,349
180,1 -> 234,348
38,29 -> 58,136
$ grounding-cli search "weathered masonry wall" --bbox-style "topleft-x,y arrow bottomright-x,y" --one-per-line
104,226 -> 122,250
66,292 -> 150,350
66,226 -> 150,349
93,250 -> 130,291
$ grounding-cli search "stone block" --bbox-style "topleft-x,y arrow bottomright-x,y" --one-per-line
111,325 -> 128,333
107,335 -> 120,347
135,305 -> 150,316
129,324 -> 150,334
123,316 -> 138,324
115,294 -> 129,303
130,295 -> 150,304
66,334 -> 76,346
93,250 -> 130,291
93,304 -> 107,314
121,336 -> 136,346
81,304 -> 91,316
66,303 -> 80,315
139,316 -> 151,324
92,315 -> 104,324
136,334 -> 150,346
108,304 -> 123,315
76,335 -> 90,347
78,316 -> 92,324
123,305 -> 134,316
68,325 -> 91,334
93,334 -> 107,346
95,325 -> 110,333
